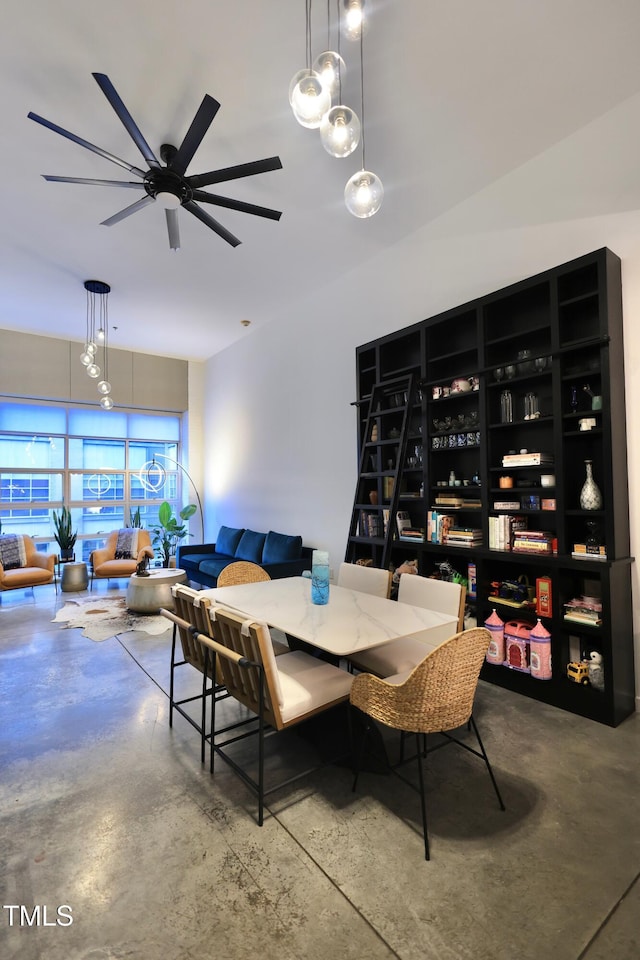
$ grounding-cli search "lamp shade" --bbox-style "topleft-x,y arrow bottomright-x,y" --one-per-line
312,51 -> 346,102
290,72 -> 331,129
344,169 -> 383,217
320,105 -> 360,157
343,0 -> 365,41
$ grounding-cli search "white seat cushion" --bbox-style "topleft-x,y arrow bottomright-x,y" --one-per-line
276,651 -> 353,724
351,636 -> 430,677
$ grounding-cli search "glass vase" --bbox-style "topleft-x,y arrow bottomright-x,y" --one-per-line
311,550 -> 330,605
579,460 -> 603,510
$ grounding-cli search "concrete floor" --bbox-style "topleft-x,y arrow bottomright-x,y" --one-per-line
1,582 -> 639,960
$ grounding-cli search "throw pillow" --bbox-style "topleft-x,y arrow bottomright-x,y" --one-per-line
115,528 -> 139,559
262,531 -> 302,565
0,534 -> 27,570
215,525 -> 245,557
235,530 -> 266,563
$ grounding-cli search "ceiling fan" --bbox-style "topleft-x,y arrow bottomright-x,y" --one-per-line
28,72 -> 283,250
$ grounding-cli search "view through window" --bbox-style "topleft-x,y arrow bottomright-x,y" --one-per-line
0,401 -> 184,563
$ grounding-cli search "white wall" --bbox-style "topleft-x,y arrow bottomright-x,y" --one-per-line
202,103 -> 640,707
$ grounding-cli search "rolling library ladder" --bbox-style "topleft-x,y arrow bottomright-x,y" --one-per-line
346,373 -> 417,570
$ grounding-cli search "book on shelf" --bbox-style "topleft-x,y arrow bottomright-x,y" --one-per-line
359,510 -> 383,538
443,527 -> 482,547
573,542 -> 607,558
563,613 -> 603,627
512,529 -> 554,554
399,527 -> 426,541
427,511 -> 455,544
396,510 -> 412,536
493,500 -> 521,510
434,495 -> 463,507
460,497 -> 482,509
488,514 -> 527,551
502,452 -> 554,467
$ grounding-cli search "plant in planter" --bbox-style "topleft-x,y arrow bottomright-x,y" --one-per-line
52,506 -> 77,561
151,501 -> 196,567
127,506 -> 143,528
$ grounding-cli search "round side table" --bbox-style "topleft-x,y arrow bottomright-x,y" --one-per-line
126,568 -> 187,614
61,561 -> 89,593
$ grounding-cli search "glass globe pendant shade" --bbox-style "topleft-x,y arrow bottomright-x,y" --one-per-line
79,349 -> 93,366
86,362 -> 101,379
312,51 -> 346,102
344,169 -> 384,218
96,327 -> 105,343
86,340 -> 97,355
343,0 -> 365,41
291,73 -> 331,129
320,105 -> 360,157
100,395 -> 114,410
97,380 -> 112,395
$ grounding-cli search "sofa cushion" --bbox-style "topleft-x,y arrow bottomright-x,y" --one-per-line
198,556 -> 238,581
235,529 -> 267,563
179,552 -> 218,571
215,526 -> 245,557
262,530 -> 303,565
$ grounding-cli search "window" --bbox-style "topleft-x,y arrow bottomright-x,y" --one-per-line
0,401 -> 185,561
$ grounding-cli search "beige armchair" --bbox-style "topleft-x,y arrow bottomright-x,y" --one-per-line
89,529 -> 154,587
0,534 -> 57,592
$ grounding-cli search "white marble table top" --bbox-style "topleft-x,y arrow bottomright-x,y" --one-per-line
202,576 -> 457,657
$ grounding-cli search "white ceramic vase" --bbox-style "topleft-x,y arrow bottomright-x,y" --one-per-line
579,459 -> 603,510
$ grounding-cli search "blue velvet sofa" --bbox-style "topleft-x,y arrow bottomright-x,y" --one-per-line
177,525 -> 313,589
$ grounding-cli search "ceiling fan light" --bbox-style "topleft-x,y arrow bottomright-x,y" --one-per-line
291,74 -> 331,129
312,51 -> 346,102
97,380 -> 111,395
344,169 -> 383,218
86,362 -> 101,379
320,105 -> 360,157
156,191 -> 181,210
100,396 -> 114,410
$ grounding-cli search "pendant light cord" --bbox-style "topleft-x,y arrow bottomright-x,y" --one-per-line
359,26 -> 366,169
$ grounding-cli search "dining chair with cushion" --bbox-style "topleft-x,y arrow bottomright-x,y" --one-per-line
348,574 -> 466,677
195,605 -> 354,825
350,626 -> 505,860
337,561 -> 392,598
163,584 -> 225,764
89,528 -> 154,587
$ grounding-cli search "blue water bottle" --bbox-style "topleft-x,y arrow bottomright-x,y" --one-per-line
311,550 -> 330,605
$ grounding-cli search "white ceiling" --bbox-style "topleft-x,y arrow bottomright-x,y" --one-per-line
2,0 -> 640,362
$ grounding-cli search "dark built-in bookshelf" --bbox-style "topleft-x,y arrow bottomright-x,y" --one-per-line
349,248 -> 634,726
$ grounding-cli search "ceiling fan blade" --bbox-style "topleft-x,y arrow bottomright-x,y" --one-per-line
170,95 -> 221,177
92,72 -> 160,168
192,190 -> 282,221
101,194 -> 156,226
187,156 -> 283,189
43,175 -> 145,189
165,208 -> 180,251
184,200 -> 241,247
28,112 -> 147,178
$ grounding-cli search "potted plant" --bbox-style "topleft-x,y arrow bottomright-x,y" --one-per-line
151,501 -> 196,567
52,506 -> 77,562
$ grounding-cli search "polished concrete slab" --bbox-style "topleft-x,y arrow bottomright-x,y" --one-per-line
1,582 -> 639,960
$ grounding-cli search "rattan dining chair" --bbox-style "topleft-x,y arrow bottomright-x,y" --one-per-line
349,574 -> 466,677
217,560 -> 271,587
216,561 -> 288,655
350,626 -> 505,860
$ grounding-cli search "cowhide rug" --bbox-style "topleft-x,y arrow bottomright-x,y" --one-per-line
53,595 -> 171,642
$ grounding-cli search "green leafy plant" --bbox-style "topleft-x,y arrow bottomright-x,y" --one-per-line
151,501 -> 196,567
127,506 -> 143,528
52,506 -> 77,557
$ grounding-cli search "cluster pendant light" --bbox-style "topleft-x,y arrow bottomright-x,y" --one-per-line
289,0 -> 381,216
81,280 -> 114,410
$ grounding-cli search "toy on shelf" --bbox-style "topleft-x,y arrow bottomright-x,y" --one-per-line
504,619 -> 532,673
567,661 -> 590,685
484,608 -> 505,665
588,650 -> 605,691
529,619 -> 552,680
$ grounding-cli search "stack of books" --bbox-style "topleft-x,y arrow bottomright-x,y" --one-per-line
564,595 -> 603,627
427,511 -> 455,544
434,494 -> 463,508
398,526 -> 426,542
502,451 -> 554,467
512,530 -> 554,554
443,527 -> 483,547
359,511 -> 383,537
572,542 -> 607,561
488,514 -> 527,551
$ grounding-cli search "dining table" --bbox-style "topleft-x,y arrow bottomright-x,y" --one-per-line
201,575 -> 458,658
